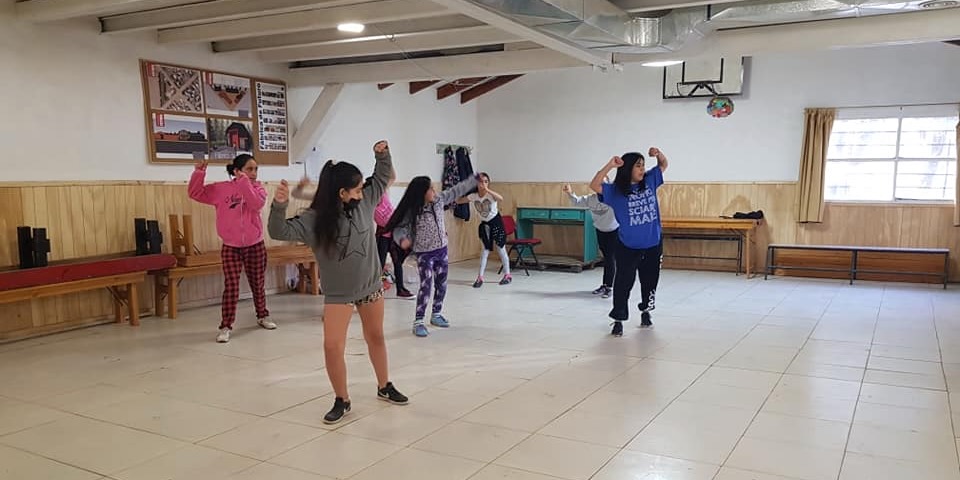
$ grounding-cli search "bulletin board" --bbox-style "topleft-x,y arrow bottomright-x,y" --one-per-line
139,59 -> 289,166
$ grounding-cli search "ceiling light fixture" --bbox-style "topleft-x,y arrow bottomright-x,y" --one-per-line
641,60 -> 684,67
337,22 -> 365,33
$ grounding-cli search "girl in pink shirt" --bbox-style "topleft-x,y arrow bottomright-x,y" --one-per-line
188,154 -> 276,343
375,193 -> 412,298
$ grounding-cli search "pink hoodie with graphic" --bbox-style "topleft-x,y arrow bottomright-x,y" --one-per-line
374,193 -> 394,238
188,168 -> 268,248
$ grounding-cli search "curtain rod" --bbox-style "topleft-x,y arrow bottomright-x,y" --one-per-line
827,101 -> 960,109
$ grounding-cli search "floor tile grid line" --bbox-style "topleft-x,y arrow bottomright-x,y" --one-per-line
550,293 -> 779,480
0,438 -> 116,479
832,285 -> 894,480
931,294 -> 960,477
708,288 -> 847,480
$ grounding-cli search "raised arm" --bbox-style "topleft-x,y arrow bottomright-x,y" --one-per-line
437,174 -> 479,206
363,140 -> 394,203
649,147 -> 668,172
590,157 -> 622,194
292,177 -> 317,201
267,180 -> 311,243
187,161 -> 216,205
484,189 -> 505,202
235,172 -> 267,210
563,184 -> 588,207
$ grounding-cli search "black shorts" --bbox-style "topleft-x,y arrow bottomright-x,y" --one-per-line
478,214 -> 507,251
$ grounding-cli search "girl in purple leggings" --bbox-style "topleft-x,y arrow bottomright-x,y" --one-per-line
386,174 -> 479,337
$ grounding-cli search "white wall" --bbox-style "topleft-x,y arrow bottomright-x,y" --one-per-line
0,2 -> 297,182
477,42 -> 960,182
288,83 -> 478,188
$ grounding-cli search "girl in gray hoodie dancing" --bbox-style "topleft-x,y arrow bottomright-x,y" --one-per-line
268,140 -> 407,425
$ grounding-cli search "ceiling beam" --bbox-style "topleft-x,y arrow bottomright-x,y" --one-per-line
377,83 -> 394,90
627,8 -> 960,63
258,26 -> 519,63
436,77 -> 489,100
157,0 -> 449,44
213,15 -> 483,53
291,83 -> 344,165
289,48 -> 586,85
426,0 -> 612,68
409,80 -> 441,94
460,74 -> 523,104
100,0 -> 361,33
16,0 -> 187,22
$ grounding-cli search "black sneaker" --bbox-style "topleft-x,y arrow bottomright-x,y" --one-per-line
640,311 -> 653,328
611,321 -> 623,337
323,397 -> 351,425
473,277 -> 484,288
377,382 -> 409,405
592,286 -> 605,295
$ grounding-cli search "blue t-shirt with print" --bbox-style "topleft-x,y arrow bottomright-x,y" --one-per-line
601,167 -> 664,249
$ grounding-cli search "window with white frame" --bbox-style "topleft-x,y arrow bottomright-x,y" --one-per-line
823,106 -> 958,202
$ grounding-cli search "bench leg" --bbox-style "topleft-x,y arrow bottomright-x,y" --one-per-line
296,264 -> 307,294
154,276 -> 165,318
128,283 -> 140,326
113,288 -> 124,323
168,278 -> 179,319
745,229 -> 752,279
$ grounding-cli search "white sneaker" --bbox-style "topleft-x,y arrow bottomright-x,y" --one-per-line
258,317 -> 278,330
216,328 -> 231,343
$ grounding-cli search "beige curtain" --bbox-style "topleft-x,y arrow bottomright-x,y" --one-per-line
954,118 -> 960,226
797,108 -> 837,223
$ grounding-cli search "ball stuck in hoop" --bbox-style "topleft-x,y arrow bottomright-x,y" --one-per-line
707,96 -> 734,118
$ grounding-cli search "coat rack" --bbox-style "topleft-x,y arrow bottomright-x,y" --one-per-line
436,143 -> 473,154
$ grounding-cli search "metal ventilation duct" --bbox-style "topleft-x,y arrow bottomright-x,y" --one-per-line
466,0 -> 959,54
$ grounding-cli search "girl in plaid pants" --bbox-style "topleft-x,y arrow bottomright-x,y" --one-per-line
189,154 -> 276,343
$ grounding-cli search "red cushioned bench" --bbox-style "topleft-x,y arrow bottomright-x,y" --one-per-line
0,253 -> 177,326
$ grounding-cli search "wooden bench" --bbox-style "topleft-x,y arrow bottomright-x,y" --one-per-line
151,245 -> 320,319
662,217 -> 761,277
765,244 -> 950,288
0,253 -> 177,327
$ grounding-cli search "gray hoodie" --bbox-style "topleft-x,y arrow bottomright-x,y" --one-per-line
268,151 -> 391,304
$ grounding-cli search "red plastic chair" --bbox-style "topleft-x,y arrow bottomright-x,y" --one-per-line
499,215 -> 542,276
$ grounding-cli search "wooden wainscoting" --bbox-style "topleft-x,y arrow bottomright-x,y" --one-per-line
0,182 -> 313,341
2,180 -> 957,341
442,182 -> 959,282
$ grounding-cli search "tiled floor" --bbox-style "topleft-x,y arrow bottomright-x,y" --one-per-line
1,263 -> 959,480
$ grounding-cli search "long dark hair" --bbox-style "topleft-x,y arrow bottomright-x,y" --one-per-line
384,176 -> 431,233
311,160 -> 363,256
226,154 -> 254,176
614,152 -> 645,197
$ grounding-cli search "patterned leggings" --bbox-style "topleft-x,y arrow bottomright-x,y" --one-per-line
415,246 -> 449,322
220,241 -> 269,329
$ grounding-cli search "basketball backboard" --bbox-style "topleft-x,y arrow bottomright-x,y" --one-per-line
662,57 -> 745,99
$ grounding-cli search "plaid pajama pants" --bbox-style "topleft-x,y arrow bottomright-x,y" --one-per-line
220,241 -> 269,330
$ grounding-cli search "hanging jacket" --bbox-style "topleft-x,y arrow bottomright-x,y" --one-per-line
453,147 -> 475,221
441,146 -> 461,213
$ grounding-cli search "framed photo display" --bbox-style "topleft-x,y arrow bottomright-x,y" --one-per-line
140,60 -> 288,165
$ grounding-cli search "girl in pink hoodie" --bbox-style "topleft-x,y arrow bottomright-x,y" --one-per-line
189,154 -> 276,343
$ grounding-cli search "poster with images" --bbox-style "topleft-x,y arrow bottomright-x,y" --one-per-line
145,64 -> 204,113
256,82 -> 288,152
204,72 -> 252,118
151,113 -> 209,160
207,118 -> 254,160
141,60 -> 288,164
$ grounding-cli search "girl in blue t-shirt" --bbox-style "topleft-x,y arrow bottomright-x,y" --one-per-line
590,147 -> 669,337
